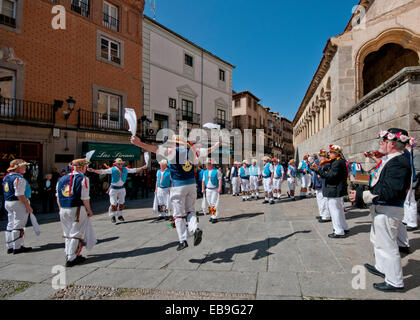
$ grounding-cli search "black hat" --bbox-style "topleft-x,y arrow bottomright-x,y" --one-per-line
387,128 -> 408,136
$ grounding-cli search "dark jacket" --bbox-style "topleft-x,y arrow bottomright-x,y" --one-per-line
313,160 -> 329,190
356,153 -> 411,205
316,157 -> 348,198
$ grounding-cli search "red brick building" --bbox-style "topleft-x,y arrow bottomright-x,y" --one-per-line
0,0 -> 145,193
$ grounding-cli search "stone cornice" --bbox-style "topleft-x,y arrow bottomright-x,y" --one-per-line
338,67 -> 420,122
125,0 -> 145,11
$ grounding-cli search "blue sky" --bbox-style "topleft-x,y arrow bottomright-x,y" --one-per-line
144,0 -> 360,121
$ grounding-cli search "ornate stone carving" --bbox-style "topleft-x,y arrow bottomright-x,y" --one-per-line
0,46 -> 24,65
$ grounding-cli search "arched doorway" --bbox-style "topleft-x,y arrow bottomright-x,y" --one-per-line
362,43 -> 419,96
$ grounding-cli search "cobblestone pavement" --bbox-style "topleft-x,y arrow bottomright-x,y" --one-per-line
1,183 -> 420,300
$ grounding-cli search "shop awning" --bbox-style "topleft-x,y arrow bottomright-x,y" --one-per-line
82,142 -> 141,161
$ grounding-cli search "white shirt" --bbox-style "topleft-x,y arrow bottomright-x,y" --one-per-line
14,176 -> 27,197
100,167 -> 137,187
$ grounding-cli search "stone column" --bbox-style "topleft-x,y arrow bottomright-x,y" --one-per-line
319,99 -> 325,130
325,92 -> 331,125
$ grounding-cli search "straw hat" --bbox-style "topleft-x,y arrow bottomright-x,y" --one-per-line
113,158 -> 125,165
242,160 -> 249,165
7,159 -> 30,172
262,156 -> 271,162
69,158 -> 91,167
329,145 -> 343,156
288,159 -> 295,164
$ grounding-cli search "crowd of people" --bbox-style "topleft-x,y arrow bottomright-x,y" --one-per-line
2,127 -> 419,292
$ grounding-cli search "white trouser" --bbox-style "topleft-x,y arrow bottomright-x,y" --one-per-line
397,222 -> 410,247
316,190 -> 330,220
206,188 -> 220,220
231,177 -> 240,195
153,187 -> 171,217
249,176 -> 259,196
306,174 -> 313,190
300,174 -> 309,189
273,178 -> 282,198
327,197 -> 348,235
403,189 -> 418,228
5,201 -> 29,250
287,178 -> 295,192
60,206 -> 89,262
201,192 -> 207,214
370,205 -> 404,288
263,177 -> 273,195
241,179 -> 250,199
108,187 -> 126,217
170,184 -> 198,243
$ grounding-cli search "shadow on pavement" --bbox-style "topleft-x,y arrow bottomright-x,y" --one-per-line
402,259 -> 420,291
29,236 -> 120,253
219,212 -> 264,222
82,241 -> 179,265
189,230 -> 311,265
344,210 -> 370,220
347,224 -> 371,236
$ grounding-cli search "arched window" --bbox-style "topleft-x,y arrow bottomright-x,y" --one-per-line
362,43 -> 419,96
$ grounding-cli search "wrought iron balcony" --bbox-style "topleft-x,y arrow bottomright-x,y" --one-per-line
176,109 -> 200,125
0,98 -> 54,125
214,118 -> 231,129
77,109 -> 129,132
103,13 -> 119,31
71,1 -> 90,18
0,14 -> 16,28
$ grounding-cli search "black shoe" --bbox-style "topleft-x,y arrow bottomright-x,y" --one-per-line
262,200 -> 269,204
7,248 -> 13,254
194,228 -> 203,246
287,192 -> 291,198
65,256 -> 86,268
75,255 -> 86,264
269,200 -> 275,205
13,246 -> 32,254
328,233 -> 346,239
292,198 -> 296,201
399,246 -> 411,254
211,218 -> 218,224
364,263 -> 385,278
318,219 -> 332,223
177,241 -> 188,251
118,216 -> 125,222
242,198 -> 246,202
247,198 -> 252,201
344,229 -> 350,234
165,216 -> 170,221
111,216 -> 116,223
406,226 -> 418,232
373,282 -> 404,292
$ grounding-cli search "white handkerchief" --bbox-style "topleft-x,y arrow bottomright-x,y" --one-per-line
30,214 -> 40,236
124,108 -> 138,136
85,218 -> 97,251
85,150 -> 95,162
203,123 -> 221,130
144,152 -> 149,166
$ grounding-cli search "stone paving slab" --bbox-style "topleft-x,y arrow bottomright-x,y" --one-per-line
157,270 -> 258,295
8,283 -> 62,300
1,190 -> 420,300
74,268 -> 172,289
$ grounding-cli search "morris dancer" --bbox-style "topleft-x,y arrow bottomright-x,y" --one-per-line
153,159 -> 172,221
3,159 -> 33,254
131,134 -> 221,251
287,159 -> 297,201
262,156 -> 274,204
312,145 -> 349,238
56,158 -> 95,267
272,158 -> 284,200
88,158 -> 146,223
230,161 -> 241,196
313,150 -> 331,222
202,159 -> 222,223
249,159 -> 261,200
298,155 -> 311,198
350,128 -> 412,292
239,160 -> 251,201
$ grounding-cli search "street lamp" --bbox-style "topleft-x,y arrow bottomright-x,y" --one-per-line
63,96 -> 76,120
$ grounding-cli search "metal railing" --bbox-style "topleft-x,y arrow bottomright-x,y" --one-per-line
214,118 -> 232,129
71,1 -> 90,18
77,109 -> 128,132
0,14 -> 16,28
176,109 -> 200,124
0,98 -> 54,124
103,12 -> 119,31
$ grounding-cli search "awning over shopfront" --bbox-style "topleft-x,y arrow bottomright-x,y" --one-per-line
82,142 -> 141,161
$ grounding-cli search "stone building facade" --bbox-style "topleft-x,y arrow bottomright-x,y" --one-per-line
293,0 -> 420,166
0,0 -> 145,192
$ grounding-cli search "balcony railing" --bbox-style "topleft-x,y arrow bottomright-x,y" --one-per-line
0,98 -> 54,124
77,109 -> 128,132
176,109 -> 200,125
103,13 -> 119,31
71,1 -> 90,18
214,118 -> 232,129
0,13 -> 16,28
